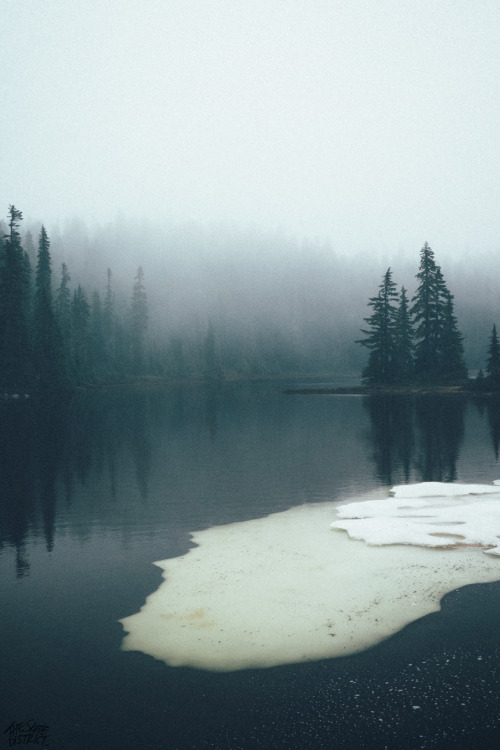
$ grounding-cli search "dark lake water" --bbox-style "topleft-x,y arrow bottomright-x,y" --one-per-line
2,381 -> 500,749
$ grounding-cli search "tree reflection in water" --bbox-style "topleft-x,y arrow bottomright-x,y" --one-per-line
364,394 -> 467,486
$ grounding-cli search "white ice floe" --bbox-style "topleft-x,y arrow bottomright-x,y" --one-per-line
391,481 -> 500,498
331,481 -> 500,555
120,482 -> 500,672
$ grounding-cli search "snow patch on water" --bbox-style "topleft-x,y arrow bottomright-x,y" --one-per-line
120,482 -> 500,672
332,481 -> 500,555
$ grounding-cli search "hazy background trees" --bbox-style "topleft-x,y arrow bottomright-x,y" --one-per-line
1,207 -> 500,391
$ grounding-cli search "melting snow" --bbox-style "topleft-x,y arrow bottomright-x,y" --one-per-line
331,481 -> 500,555
120,482 -> 500,671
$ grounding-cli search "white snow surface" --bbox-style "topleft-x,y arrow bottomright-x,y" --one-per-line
331,481 -> 500,555
120,482 -> 500,672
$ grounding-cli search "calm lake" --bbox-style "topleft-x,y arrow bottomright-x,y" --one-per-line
1,381 -> 500,749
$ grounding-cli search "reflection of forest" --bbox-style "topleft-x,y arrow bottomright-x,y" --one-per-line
3,387 -> 500,579
486,397 -> 500,460
365,394 -> 500,485
0,386 -> 219,578
364,395 -> 469,485
0,392 -> 154,577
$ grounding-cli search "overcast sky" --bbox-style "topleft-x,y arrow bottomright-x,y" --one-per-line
2,0 -> 500,257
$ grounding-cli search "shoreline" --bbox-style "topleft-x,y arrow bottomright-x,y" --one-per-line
283,383 -> 499,397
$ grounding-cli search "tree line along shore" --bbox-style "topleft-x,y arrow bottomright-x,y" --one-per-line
1,204 -> 498,395
355,242 -> 499,392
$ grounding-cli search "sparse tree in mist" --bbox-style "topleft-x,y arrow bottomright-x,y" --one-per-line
203,320 -> 223,380
71,284 -> 91,378
357,268 -> 399,385
102,268 -> 116,369
23,230 -> 36,260
23,230 -> 35,305
486,324 -> 500,386
130,266 -> 148,373
56,262 -> 73,379
90,290 -> 106,377
0,205 -> 32,390
32,226 -> 64,389
167,336 -> 187,379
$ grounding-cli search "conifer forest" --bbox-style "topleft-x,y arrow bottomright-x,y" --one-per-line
0,204 -> 498,393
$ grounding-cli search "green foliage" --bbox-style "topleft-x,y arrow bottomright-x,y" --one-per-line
0,205 -> 486,390
411,242 -> 440,379
71,284 -> 91,377
410,243 -> 466,382
33,226 -> 65,389
203,321 -> 223,380
56,262 -> 73,381
130,266 -> 148,373
393,286 -> 414,382
357,268 -> 399,385
358,243 -> 467,386
486,324 -> 500,385
438,290 -> 467,382
0,206 -> 32,391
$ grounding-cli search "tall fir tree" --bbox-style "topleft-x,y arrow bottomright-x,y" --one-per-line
393,286 -> 414,382
102,268 -> 115,371
357,268 -> 399,385
411,242 -> 439,379
203,320 -> 223,380
33,226 -> 64,389
90,290 -> 106,377
0,206 -> 32,391
71,284 -> 91,378
438,290 -> 467,381
56,262 -> 73,380
411,243 -> 466,382
486,324 -> 500,386
23,231 -> 36,305
130,266 -> 148,373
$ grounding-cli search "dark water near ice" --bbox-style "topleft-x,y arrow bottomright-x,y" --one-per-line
1,381 -> 500,749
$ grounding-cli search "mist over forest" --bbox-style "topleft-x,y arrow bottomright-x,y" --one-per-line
6,212 -> 500,382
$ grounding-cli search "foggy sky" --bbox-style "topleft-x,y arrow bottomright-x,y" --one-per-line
2,0 -> 500,258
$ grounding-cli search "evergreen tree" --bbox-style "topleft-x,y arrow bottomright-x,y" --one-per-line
438,290 -> 467,381
393,286 -> 414,382
357,268 -> 399,385
167,336 -> 187,379
411,242 -> 466,382
0,206 -> 32,391
56,263 -> 73,379
90,290 -> 106,377
411,242 -> 439,379
33,226 -> 64,389
486,324 -> 500,386
23,230 -> 36,262
102,268 -> 115,370
130,266 -> 148,373
71,284 -> 91,378
203,320 -> 223,380
23,230 -> 36,304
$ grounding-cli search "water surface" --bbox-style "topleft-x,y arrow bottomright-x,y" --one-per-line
1,383 -> 500,748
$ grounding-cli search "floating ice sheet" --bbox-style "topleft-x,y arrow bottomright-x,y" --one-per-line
332,481 -> 500,555
120,482 -> 500,672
